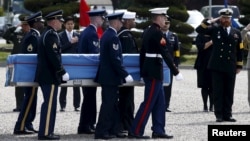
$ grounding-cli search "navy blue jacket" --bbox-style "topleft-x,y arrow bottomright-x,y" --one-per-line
95,27 -> 128,86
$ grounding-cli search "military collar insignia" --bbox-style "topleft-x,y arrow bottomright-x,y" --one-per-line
27,44 -> 33,52
113,44 -> 119,50
93,41 -> 99,47
53,43 -> 57,49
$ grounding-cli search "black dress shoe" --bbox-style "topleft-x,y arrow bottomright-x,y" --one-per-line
165,109 -> 171,112
14,129 -> 34,135
94,134 -> 116,140
128,132 -> 150,139
152,132 -> 173,139
74,108 -> 80,112
90,125 -> 96,131
78,127 -> 95,134
223,117 -> 236,122
38,134 -> 60,140
216,118 -> 223,122
115,132 -> 127,138
27,127 -> 38,133
13,108 -> 21,112
60,108 -> 65,112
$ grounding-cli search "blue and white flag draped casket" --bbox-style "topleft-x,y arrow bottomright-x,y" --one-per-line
5,54 -> 170,87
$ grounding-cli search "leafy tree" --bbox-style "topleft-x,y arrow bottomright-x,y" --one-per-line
23,0 -> 80,28
238,0 -> 250,26
128,0 -> 193,54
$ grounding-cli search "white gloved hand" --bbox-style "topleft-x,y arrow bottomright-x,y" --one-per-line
125,74 -> 134,83
62,72 -> 70,81
175,72 -> 183,81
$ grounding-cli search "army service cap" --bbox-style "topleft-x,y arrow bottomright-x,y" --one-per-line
218,8 -> 233,17
87,9 -> 106,17
45,10 -> 64,22
149,7 -> 169,15
122,11 -> 136,19
27,11 -> 44,25
106,12 -> 124,21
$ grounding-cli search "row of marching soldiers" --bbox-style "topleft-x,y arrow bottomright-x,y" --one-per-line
8,7 -> 184,140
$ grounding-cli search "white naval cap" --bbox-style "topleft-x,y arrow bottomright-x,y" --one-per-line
149,7 -> 169,15
218,8 -> 233,17
122,11 -> 136,19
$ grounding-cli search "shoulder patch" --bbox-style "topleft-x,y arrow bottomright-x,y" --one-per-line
113,44 -> 119,50
53,43 -> 57,49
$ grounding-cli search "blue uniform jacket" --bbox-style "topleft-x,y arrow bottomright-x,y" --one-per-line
35,26 -> 66,85
21,28 -> 39,54
77,24 -> 100,53
95,27 -> 128,86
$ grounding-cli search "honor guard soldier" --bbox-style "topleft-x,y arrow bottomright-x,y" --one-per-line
129,7 -> 183,139
94,12 -> 133,140
35,10 -> 70,140
77,9 -> 106,135
117,11 -> 138,133
2,15 -> 30,112
14,11 -> 44,135
161,15 -> 180,112
196,8 -> 243,122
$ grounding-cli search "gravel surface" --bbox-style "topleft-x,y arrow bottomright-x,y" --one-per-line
0,67 -> 249,141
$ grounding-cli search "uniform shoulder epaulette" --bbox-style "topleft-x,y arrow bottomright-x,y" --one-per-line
31,30 -> 39,36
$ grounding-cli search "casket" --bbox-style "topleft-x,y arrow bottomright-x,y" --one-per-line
5,54 -> 170,87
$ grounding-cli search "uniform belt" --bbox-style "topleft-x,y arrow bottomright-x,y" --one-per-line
145,53 -> 162,58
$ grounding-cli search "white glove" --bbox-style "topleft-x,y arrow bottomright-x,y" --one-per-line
125,74 -> 134,83
62,72 -> 70,81
175,73 -> 183,81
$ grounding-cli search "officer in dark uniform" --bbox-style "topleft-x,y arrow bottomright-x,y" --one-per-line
94,12 -> 133,140
77,9 -> 106,134
58,16 -> 81,112
35,10 -> 69,140
2,15 -> 30,112
161,16 -> 180,112
117,11 -> 138,133
129,8 -> 183,139
13,11 -> 44,135
194,28 -> 214,112
196,8 -> 243,122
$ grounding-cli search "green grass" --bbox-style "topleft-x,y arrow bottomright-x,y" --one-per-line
180,54 -> 196,66
0,52 -> 10,61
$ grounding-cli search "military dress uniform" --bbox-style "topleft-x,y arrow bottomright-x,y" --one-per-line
117,14 -> 138,131
35,10 -> 68,140
94,12 -> 131,139
14,11 -> 44,135
196,8 -> 243,122
194,33 -> 213,112
163,24 -> 180,111
129,8 -> 180,139
2,16 -> 29,112
77,9 -> 106,134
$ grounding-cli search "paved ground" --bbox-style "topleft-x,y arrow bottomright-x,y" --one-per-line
0,66 -> 249,141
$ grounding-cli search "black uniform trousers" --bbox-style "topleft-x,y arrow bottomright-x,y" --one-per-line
78,87 -> 97,132
118,86 -> 134,131
163,72 -> 173,110
15,87 -> 24,110
59,87 -> 80,109
38,84 -> 58,137
14,86 -> 38,131
212,71 -> 236,119
95,85 -> 121,137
